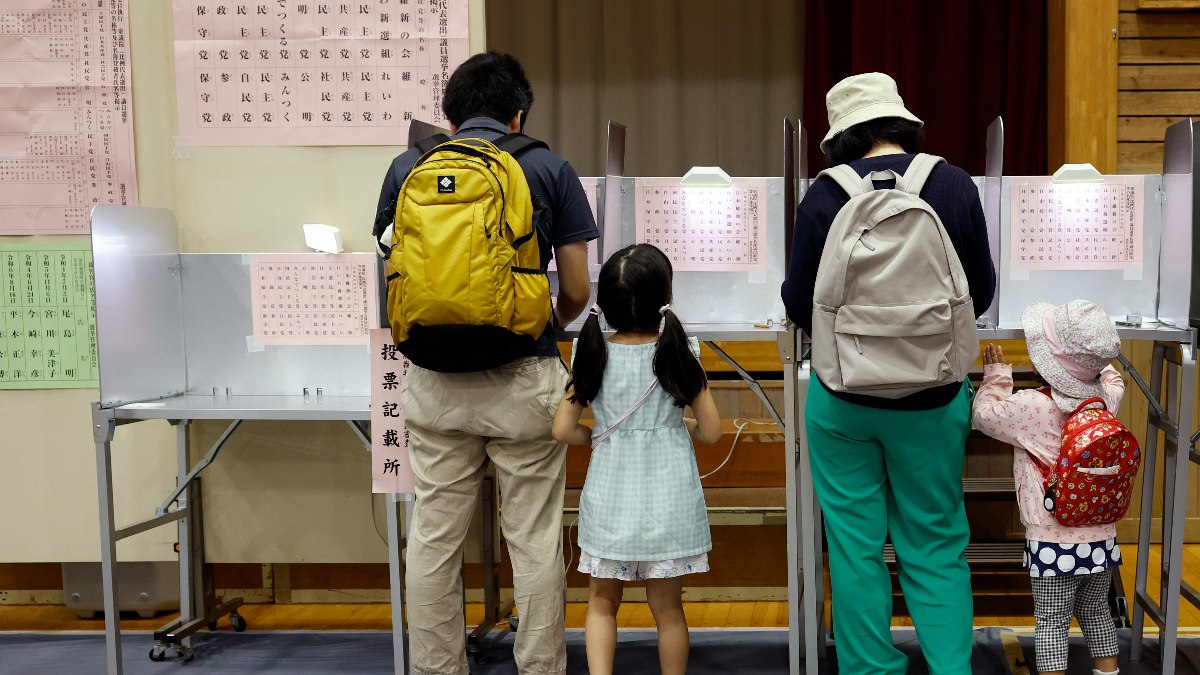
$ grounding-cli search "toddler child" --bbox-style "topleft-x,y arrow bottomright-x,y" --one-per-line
973,299 -> 1126,675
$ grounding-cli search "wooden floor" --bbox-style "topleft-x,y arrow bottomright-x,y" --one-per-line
3,544 -> 1200,632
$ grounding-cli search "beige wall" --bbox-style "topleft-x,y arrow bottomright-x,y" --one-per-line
0,0 -> 486,564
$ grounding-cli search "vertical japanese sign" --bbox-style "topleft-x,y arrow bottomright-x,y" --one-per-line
0,0 -> 138,235
173,0 -> 470,146
371,327 -> 414,494
0,241 -> 99,389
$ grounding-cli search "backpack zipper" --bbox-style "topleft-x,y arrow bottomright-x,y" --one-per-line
853,335 -> 862,354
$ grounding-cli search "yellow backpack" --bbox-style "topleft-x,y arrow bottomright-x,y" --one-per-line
378,133 -> 552,372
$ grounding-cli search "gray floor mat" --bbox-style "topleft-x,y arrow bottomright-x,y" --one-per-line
0,627 -> 1191,674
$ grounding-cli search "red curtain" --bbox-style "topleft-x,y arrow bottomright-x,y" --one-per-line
803,0 -> 1047,177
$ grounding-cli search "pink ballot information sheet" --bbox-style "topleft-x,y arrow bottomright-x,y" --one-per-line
0,0 -> 138,235
249,254 -> 376,345
635,178 -> 767,272
371,328 -> 414,494
1010,176 -> 1144,271
173,0 -> 469,146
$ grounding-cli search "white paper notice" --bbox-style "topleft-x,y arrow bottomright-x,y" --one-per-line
636,178 -> 767,272
1010,176 -> 1143,271
0,0 -> 138,235
249,253 -> 376,345
371,328 -> 414,494
173,0 -> 470,146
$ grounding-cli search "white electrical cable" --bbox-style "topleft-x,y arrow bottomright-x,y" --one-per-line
699,418 -> 780,480
564,515 -> 579,573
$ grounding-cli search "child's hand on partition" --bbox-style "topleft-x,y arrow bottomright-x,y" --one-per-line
983,343 -> 1007,367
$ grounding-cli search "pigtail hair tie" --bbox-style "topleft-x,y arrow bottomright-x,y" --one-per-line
659,304 -> 671,316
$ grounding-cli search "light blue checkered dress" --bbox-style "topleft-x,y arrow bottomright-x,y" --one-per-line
577,339 -> 712,562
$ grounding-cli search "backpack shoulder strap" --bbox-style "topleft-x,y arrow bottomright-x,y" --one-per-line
495,132 -> 555,268
815,164 -> 869,199
413,133 -> 450,155
895,153 -> 944,196
591,378 -> 660,446
495,132 -> 549,158
1068,396 -> 1107,416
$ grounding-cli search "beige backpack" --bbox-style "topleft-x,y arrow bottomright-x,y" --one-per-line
810,154 -> 978,398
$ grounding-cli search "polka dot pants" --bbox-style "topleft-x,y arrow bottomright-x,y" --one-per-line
1030,570 -> 1119,672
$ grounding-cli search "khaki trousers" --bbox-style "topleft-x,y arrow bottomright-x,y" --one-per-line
400,356 -> 569,675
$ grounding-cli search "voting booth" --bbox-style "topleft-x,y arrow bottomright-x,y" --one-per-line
87,205 -> 400,671
779,117 -> 1198,675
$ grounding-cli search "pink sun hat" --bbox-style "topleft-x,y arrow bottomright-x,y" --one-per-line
1020,299 -> 1121,413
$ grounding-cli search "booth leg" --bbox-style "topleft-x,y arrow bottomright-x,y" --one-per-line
93,404 -> 123,675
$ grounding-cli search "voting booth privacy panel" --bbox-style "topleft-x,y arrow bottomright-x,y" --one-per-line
88,205 -> 413,673
92,210 -> 376,406
92,204 -> 391,566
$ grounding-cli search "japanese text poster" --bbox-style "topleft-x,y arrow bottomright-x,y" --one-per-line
174,0 -> 470,146
371,328 -> 414,494
0,241 -> 99,389
0,0 -> 138,235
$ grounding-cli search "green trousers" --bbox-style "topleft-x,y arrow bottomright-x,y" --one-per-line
806,377 -> 974,674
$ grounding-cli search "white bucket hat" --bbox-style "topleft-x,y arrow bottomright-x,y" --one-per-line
820,72 -> 923,155
1020,299 -> 1121,413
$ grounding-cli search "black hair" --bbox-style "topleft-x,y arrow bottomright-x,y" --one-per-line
824,117 -> 924,166
441,51 -> 534,129
568,244 -> 707,408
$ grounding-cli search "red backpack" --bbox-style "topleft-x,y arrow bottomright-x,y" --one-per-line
1039,392 -> 1142,527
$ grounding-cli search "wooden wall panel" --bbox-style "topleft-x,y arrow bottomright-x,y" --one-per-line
1048,0 -> 1120,173
1120,90 -> 1200,114
1119,11 -> 1200,37
1119,115 -> 1194,140
1117,0 -> 1200,174
1121,38 -> 1200,62
1113,0 -> 1200,542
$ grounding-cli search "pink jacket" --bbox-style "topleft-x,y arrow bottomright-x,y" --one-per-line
971,363 -> 1126,543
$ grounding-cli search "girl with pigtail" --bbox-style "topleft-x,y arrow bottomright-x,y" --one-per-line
553,243 -> 721,675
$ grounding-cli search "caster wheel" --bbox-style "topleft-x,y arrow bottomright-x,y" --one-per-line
177,646 -> 195,663
149,647 -> 167,662
230,613 -> 248,632
507,616 -> 519,631
207,620 -> 218,631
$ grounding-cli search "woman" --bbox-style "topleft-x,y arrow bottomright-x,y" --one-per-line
780,72 -> 996,674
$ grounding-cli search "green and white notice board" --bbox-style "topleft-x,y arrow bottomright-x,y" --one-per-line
0,241 -> 98,389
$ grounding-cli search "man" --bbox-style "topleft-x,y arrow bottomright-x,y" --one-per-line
376,51 -> 596,675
